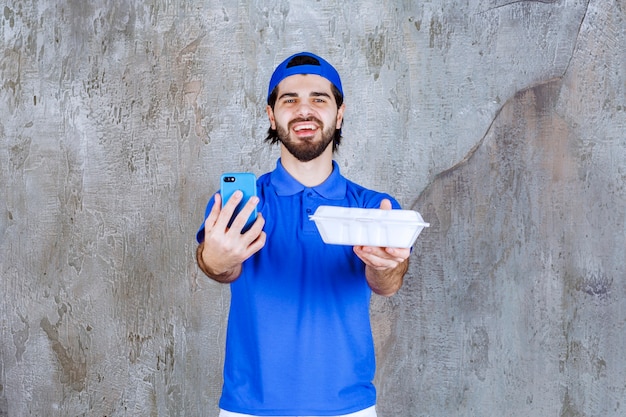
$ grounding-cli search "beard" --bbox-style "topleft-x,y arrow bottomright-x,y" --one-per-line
276,117 -> 336,162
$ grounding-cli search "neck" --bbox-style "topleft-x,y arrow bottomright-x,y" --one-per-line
280,146 -> 334,187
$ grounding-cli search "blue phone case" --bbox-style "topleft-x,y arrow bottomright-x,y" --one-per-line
220,172 -> 257,232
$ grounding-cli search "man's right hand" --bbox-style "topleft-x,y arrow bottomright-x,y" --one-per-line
196,192 -> 266,282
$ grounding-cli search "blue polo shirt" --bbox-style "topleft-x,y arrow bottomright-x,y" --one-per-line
197,159 -> 400,416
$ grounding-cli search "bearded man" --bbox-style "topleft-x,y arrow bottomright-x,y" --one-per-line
196,52 -> 410,417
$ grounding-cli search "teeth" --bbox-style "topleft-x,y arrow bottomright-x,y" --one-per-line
294,124 -> 317,131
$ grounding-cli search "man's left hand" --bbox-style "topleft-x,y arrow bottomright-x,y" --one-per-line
353,199 -> 411,296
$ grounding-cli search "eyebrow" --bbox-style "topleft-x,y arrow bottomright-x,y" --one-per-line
277,91 -> 332,100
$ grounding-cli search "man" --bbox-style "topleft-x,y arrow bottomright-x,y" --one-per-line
196,52 -> 410,417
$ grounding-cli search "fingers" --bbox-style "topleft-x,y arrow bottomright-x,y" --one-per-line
245,228 -> 267,256
204,193 -> 222,230
207,191 -> 257,233
384,247 -> 411,264
246,212 -> 265,237
205,191 -> 264,241
236,212 -> 265,251
205,191 -> 243,232
379,198 -> 392,210
227,195 -> 259,233
353,245 -> 410,270
220,191 -> 244,229
199,192 -> 266,280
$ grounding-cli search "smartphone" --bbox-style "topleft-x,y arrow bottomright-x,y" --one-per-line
220,172 -> 257,232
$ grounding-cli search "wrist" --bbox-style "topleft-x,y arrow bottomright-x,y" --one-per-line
196,243 -> 240,282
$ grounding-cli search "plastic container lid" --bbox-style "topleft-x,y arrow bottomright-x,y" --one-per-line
309,206 -> 430,248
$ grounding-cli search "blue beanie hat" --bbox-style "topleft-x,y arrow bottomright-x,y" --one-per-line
267,52 -> 343,103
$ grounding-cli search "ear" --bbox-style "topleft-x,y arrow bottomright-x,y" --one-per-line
336,103 -> 346,129
266,105 -> 276,129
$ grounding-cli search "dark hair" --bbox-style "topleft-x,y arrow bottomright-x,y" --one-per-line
265,55 -> 344,151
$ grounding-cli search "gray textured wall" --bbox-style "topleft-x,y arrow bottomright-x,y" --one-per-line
1,0 -> 624,416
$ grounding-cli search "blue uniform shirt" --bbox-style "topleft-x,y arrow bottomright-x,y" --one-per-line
197,159 -> 401,416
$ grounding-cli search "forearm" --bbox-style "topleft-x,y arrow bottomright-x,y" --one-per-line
196,243 -> 242,283
365,258 -> 409,297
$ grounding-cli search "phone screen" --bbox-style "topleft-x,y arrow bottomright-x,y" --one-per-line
220,172 -> 257,232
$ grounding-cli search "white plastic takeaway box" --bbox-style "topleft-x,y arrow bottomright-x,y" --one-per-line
309,206 -> 430,248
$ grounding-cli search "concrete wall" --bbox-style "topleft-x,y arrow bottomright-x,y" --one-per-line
1,0 -> 624,416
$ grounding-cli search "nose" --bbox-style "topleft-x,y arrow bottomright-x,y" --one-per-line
296,101 -> 313,117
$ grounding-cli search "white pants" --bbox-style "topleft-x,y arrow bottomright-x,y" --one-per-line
218,405 -> 377,417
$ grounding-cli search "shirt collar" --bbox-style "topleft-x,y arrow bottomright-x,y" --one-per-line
270,158 -> 347,199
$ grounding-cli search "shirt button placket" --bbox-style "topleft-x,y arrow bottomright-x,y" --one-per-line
303,190 -> 316,232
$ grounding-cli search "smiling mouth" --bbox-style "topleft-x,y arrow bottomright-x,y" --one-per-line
290,118 -> 322,135
293,123 -> 318,132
